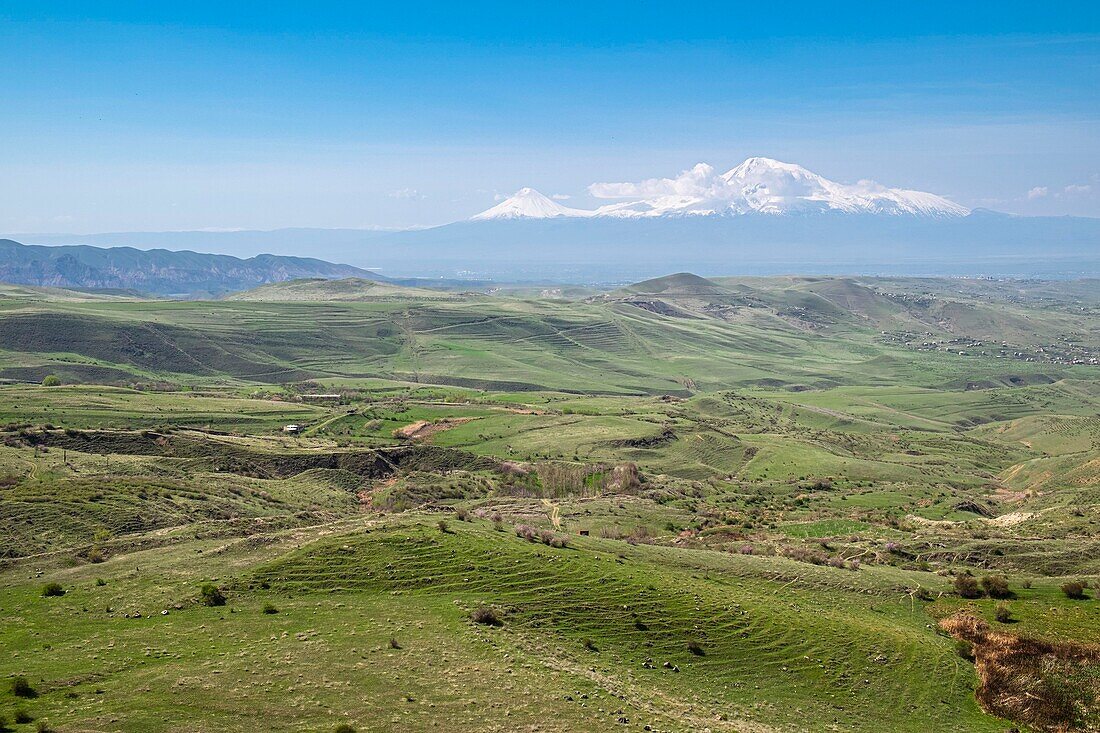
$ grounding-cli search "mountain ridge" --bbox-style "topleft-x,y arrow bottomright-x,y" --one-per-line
0,238 -> 383,297
474,157 -> 970,220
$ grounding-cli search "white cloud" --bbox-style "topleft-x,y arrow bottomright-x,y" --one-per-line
1064,184 -> 1092,195
589,163 -> 719,199
493,193 -> 507,202
388,188 -> 424,200
550,193 -> 571,200
1026,186 -> 1049,200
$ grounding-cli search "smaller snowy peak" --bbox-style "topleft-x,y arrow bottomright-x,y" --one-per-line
471,188 -> 594,221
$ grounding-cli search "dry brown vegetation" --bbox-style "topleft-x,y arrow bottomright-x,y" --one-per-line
940,613 -> 1100,732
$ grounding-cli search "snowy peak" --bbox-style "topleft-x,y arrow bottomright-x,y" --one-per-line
470,158 -> 970,221
470,188 -> 592,221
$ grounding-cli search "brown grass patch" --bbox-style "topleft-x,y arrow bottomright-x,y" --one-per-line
940,613 -> 1100,731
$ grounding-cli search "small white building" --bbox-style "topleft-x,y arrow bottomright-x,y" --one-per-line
282,424 -> 302,434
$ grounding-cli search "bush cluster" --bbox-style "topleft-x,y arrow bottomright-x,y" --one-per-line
200,584 -> 226,607
470,607 -> 502,626
41,582 -> 65,598
981,575 -> 1013,599
1061,581 -> 1089,600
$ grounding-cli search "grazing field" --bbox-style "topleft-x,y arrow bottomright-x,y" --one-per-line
1,275 -> 1097,732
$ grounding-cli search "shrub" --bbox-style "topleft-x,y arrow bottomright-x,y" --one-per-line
41,582 -> 65,598
95,578 -> 107,587
36,721 -> 54,733
955,639 -> 975,662
11,676 -> 36,698
953,574 -> 983,599
389,637 -> 401,649
1061,581 -> 1088,600
436,519 -> 449,533
199,584 -> 226,607
470,607 -> 502,626
15,709 -> 33,724
262,603 -> 278,615
686,640 -> 705,656
514,524 -> 537,542
86,547 -> 106,564
538,529 -> 556,545
994,602 -> 1013,623
42,375 -> 61,387
334,725 -> 356,733
454,507 -> 469,522
582,637 -> 599,652
550,535 -> 567,549
981,575 -> 1013,599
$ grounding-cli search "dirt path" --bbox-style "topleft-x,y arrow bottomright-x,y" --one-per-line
541,498 -> 561,529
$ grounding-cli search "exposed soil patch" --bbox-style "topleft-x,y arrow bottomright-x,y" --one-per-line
610,427 -> 676,449
394,417 -> 476,441
940,613 -> 1100,732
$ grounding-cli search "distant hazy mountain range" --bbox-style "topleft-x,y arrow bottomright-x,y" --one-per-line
0,239 -> 381,297
6,158 -> 1100,283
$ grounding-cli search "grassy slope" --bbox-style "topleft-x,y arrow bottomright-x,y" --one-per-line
0,276 -> 1097,731
1,515 -> 1002,733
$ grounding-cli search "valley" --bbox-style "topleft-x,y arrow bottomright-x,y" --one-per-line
0,273 -> 1097,732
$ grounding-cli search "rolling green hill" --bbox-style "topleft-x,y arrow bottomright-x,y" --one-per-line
1,274 -> 1097,732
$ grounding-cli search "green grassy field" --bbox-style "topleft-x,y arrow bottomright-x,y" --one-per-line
1,275 -> 1097,731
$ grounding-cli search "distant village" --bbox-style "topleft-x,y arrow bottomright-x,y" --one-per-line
880,331 -> 1100,366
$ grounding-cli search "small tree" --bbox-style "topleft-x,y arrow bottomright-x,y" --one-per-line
954,573 -> 982,599
42,375 -> 61,387
11,676 -> 37,698
200,584 -> 226,607
981,575 -> 1013,599
994,602 -> 1013,623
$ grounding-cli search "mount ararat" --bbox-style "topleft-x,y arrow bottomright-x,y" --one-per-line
474,158 -> 969,220
8,157 -> 1100,283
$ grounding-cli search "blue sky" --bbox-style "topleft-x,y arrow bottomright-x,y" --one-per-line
2,1 -> 1099,232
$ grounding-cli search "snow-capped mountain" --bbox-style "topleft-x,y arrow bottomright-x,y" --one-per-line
472,158 -> 969,220
470,187 -> 594,221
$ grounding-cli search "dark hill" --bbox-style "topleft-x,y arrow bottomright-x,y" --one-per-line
0,239 -> 382,297
620,272 -> 729,296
